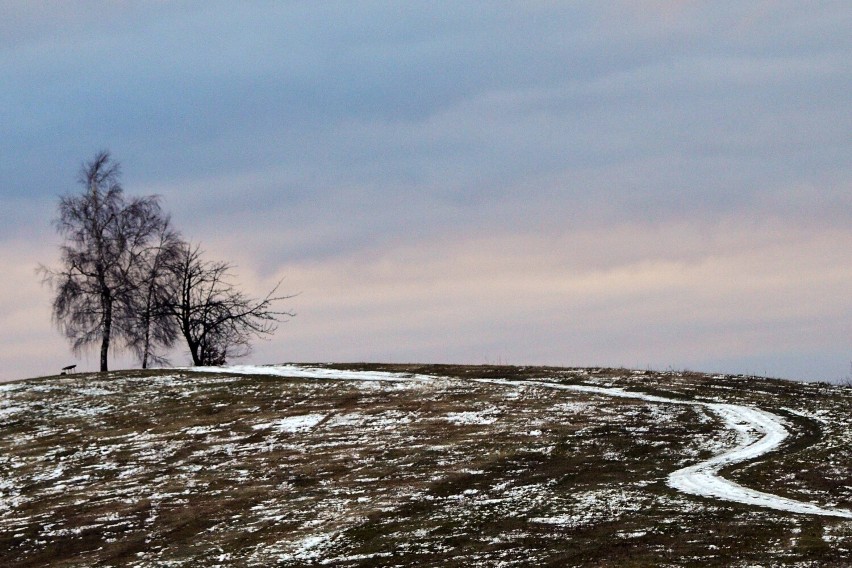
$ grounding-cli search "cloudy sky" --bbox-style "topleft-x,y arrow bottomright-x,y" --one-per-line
2,1 -> 850,382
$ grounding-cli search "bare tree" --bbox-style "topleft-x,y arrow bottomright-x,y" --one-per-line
164,243 -> 294,366
40,151 -> 171,372
122,218 -> 184,368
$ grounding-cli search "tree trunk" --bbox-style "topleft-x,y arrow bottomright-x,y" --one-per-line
141,339 -> 148,369
140,279 -> 155,369
141,310 -> 150,369
189,342 -> 201,366
101,296 -> 112,372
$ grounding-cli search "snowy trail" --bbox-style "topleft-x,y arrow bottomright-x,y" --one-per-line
189,364 -> 432,383
477,378 -> 852,519
190,365 -> 852,519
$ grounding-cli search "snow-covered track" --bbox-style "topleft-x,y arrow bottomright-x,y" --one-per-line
667,402 -> 852,517
190,365 -> 852,519
476,377 -> 852,519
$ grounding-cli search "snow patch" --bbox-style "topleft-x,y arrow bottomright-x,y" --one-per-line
444,411 -> 497,425
187,364 -> 436,383
252,413 -> 326,434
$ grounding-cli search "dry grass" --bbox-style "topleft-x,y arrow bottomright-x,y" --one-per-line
1,364 -> 851,566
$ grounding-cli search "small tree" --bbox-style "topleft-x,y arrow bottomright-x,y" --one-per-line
164,243 -> 294,366
40,151 -> 171,372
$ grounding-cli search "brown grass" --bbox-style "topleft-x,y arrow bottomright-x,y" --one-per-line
0,364 -> 851,566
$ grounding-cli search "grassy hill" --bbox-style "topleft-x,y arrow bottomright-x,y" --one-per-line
1,364 -> 852,566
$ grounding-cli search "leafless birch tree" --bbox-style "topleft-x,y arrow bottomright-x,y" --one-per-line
122,218 -> 184,368
40,151 -> 171,372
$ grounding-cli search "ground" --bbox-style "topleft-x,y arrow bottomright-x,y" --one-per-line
1,364 -> 852,566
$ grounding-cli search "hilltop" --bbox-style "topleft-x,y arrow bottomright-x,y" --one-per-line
1,364 -> 852,566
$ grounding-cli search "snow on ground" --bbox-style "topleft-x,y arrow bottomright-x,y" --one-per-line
4,364 -> 852,566
668,403 -> 852,518
473,376 -> 852,519
252,413 -> 327,433
187,364 -> 430,383
190,364 -> 852,518
444,411 -> 498,426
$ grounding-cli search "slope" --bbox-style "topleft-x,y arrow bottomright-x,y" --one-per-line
1,364 -> 851,566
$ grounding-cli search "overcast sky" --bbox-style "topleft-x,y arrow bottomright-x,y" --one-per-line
2,1 -> 850,382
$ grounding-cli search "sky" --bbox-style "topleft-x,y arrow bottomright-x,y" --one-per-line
1,1 -> 850,382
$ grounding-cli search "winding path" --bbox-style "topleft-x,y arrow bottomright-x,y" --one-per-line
477,378 -> 852,519
195,365 -> 852,519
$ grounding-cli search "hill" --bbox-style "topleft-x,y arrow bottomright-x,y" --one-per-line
1,364 -> 852,566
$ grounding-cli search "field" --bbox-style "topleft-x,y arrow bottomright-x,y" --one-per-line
2,364 -> 852,566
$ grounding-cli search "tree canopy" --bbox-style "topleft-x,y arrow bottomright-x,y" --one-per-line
41,151 -> 293,371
